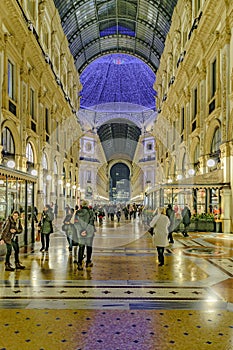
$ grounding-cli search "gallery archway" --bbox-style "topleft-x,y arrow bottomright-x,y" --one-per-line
109,163 -> 130,203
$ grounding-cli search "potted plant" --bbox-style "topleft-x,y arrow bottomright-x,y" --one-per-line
197,213 -> 215,232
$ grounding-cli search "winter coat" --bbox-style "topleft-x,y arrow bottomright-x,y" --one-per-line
166,207 -> 175,232
40,209 -> 54,234
2,216 -> 23,244
73,206 -> 95,245
182,207 -> 191,225
63,213 -> 76,236
150,213 -> 170,247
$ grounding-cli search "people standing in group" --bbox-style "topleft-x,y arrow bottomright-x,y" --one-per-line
39,204 -> 54,252
73,200 -> 95,271
149,207 -> 170,266
181,204 -> 191,237
166,204 -> 175,244
1,211 -> 25,271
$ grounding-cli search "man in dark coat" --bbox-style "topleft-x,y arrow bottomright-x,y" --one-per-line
181,205 -> 191,237
166,204 -> 175,243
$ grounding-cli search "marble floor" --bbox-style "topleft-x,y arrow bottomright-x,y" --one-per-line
0,217 -> 233,350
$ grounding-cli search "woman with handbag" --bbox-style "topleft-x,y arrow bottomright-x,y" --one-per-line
39,204 -> 54,252
2,211 -> 25,271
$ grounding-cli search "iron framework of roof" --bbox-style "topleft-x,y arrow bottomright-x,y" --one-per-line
53,0 -> 178,73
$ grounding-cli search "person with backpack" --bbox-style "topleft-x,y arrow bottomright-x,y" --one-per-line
1,211 -> 25,271
73,200 -> 95,271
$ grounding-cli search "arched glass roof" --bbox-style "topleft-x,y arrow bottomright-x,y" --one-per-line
53,0 -> 178,73
53,0 -> 178,161
97,120 -> 141,161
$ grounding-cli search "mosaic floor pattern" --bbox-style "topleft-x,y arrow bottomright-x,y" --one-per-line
0,218 -> 232,349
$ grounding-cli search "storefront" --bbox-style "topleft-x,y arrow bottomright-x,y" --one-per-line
146,170 -> 228,233
0,166 -> 37,248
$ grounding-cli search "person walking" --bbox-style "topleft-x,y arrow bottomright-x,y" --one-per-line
166,204 -> 175,243
40,204 -> 54,252
73,200 -> 95,271
181,204 -> 191,237
62,207 -> 76,252
116,208 -> 121,222
149,207 -> 170,266
2,211 -> 25,271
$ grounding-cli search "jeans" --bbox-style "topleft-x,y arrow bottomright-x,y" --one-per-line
66,233 -> 73,251
5,241 -> 19,264
41,233 -> 50,249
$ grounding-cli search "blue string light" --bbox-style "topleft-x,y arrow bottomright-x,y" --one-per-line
80,54 -> 156,111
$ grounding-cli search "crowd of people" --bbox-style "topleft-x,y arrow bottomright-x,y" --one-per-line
0,198 -> 193,272
0,200 -> 146,272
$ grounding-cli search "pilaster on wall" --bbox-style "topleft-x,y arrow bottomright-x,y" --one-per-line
220,186 -> 233,233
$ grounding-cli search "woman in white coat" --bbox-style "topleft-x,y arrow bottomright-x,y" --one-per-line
149,207 -> 170,266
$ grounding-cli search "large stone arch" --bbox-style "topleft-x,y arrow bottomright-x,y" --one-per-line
108,159 -> 132,178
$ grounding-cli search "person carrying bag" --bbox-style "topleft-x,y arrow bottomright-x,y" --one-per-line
2,211 -> 25,271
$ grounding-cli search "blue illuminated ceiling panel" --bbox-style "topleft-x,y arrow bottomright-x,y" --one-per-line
80,54 -> 155,111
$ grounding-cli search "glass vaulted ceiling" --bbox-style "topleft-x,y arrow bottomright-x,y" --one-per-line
53,0 -> 178,73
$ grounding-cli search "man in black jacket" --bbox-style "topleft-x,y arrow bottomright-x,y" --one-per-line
166,204 -> 175,243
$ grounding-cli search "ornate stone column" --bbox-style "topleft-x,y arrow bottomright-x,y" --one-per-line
37,164 -> 45,213
220,186 -> 232,234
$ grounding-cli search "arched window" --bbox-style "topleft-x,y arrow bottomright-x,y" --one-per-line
26,143 -> 34,163
211,127 -> 221,154
2,127 -> 15,155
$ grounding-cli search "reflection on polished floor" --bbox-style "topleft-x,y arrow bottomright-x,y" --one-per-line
0,217 -> 233,350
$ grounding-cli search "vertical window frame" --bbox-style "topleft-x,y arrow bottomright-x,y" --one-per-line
211,58 -> 217,98
8,60 -> 15,100
30,88 -> 35,120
